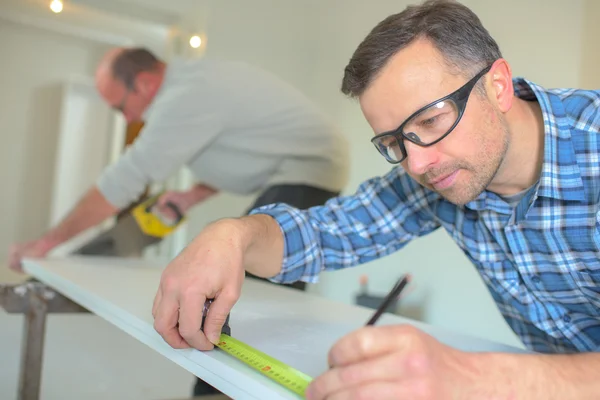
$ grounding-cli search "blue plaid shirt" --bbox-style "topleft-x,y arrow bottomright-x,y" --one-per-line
251,78 -> 600,354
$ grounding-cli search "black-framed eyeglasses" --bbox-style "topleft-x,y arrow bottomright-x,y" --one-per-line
370,64 -> 493,164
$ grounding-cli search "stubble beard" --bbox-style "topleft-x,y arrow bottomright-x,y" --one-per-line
429,115 -> 510,206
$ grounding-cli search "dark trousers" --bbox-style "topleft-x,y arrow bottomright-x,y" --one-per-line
193,183 -> 339,397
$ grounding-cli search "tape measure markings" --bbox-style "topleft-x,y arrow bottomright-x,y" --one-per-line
216,333 -> 313,397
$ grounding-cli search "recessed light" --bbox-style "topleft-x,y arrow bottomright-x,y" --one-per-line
50,0 -> 63,13
189,35 -> 202,49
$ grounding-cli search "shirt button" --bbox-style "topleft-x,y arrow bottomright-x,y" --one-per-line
563,314 -> 571,323
532,275 -> 541,284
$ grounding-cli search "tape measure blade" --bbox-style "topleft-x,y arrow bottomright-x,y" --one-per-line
217,334 -> 312,397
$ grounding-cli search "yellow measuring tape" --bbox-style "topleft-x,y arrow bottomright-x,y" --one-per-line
215,333 -> 313,397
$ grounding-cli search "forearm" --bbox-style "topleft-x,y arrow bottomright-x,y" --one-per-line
470,351 -> 600,399
40,186 -> 118,251
235,214 -> 284,278
244,171 -> 439,284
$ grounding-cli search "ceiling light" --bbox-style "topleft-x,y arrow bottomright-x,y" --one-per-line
50,0 -> 63,13
189,35 -> 202,49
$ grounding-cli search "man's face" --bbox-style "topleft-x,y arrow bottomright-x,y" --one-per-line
96,74 -> 154,123
359,39 -> 509,205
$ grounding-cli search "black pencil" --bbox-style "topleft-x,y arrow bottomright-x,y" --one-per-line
365,274 -> 410,326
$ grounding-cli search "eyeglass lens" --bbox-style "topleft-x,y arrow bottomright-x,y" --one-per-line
373,99 -> 460,163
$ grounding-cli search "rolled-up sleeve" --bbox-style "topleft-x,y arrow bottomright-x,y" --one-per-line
249,167 -> 442,284
96,85 -> 225,209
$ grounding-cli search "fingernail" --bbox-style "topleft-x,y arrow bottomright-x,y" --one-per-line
207,332 -> 219,344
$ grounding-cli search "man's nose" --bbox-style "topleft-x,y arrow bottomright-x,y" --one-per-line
405,141 -> 439,176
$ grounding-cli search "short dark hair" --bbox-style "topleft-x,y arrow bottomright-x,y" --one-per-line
341,0 -> 502,98
111,48 -> 161,89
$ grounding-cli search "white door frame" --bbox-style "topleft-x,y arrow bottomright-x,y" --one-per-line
47,77 -> 127,256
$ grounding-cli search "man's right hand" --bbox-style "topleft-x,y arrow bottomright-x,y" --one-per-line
152,214 -> 285,351
155,190 -> 195,220
152,219 -> 247,350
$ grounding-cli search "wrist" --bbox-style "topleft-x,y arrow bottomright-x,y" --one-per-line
235,215 -> 268,252
190,184 -> 217,202
465,351 -> 581,400
445,351 -> 519,400
235,214 -> 284,278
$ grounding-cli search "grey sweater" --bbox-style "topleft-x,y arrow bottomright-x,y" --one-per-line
96,58 -> 350,209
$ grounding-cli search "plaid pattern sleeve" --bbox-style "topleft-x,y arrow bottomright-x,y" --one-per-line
250,167 -> 441,284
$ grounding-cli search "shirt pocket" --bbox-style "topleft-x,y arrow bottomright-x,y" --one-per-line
572,269 -> 600,315
477,260 -> 522,301
569,211 -> 600,314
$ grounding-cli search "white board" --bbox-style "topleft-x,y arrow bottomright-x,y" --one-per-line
22,256 -> 525,399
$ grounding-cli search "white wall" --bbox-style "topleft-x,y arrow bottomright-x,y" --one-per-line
301,0 -> 586,348
202,0 -> 314,93
581,0 -> 600,89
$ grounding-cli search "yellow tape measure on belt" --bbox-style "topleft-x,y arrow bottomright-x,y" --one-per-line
215,333 -> 313,397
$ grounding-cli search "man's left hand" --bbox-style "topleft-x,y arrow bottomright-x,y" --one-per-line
306,324 -> 482,400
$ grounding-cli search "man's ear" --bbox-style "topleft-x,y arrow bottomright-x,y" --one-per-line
487,58 -> 514,113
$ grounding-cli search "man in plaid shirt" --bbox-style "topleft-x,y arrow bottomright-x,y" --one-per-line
153,0 -> 600,398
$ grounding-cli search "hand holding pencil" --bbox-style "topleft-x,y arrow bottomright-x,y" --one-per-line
305,274 -> 484,400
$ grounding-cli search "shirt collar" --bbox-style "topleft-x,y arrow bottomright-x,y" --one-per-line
465,78 -> 585,215
514,78 -> 585,202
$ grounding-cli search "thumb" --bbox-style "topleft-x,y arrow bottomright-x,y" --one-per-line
204,291 -> 238,343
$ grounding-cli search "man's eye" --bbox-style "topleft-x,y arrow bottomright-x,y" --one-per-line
419,115 -> 439,127
380,138 -> 398,147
